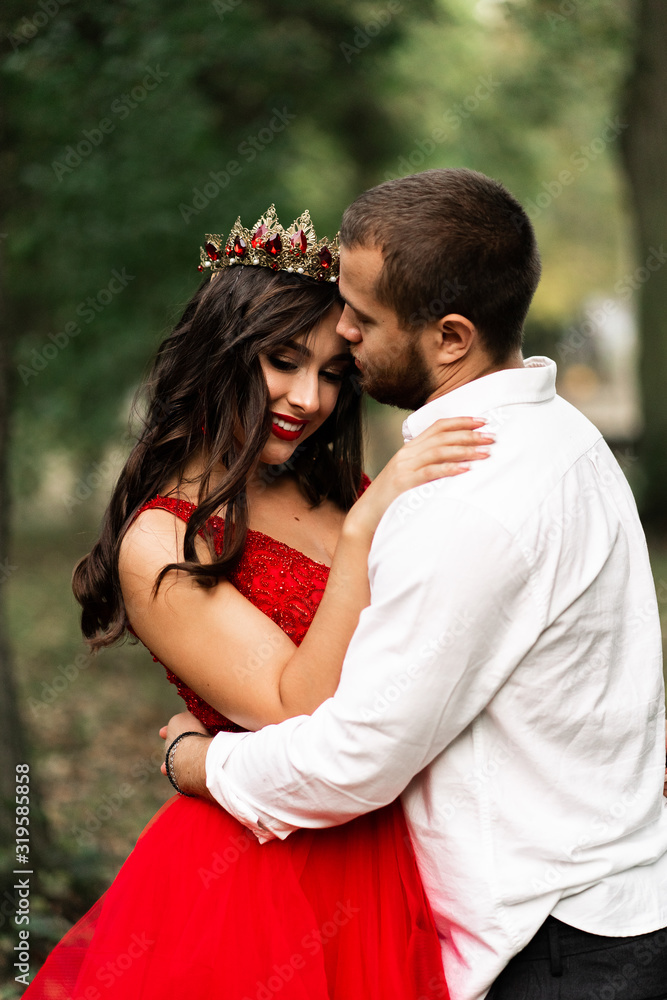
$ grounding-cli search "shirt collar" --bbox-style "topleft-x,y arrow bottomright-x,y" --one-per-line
402,356 -> 557,442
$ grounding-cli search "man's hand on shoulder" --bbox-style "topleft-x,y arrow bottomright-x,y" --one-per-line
160,710 -> 213,800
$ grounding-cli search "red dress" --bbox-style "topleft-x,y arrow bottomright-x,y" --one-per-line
26,496 -> 449,1000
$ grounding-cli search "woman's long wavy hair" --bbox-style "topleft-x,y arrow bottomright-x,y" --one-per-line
72,266 -> 363,651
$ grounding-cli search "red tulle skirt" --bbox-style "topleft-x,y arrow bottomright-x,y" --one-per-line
27,794 -> 448,999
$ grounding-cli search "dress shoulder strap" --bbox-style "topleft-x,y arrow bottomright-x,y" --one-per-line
358,472 -> 372,497
133,495 -> 197,526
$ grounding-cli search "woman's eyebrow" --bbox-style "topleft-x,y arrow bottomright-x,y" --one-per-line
281,343 -> 352,363
282,339 -> 311,357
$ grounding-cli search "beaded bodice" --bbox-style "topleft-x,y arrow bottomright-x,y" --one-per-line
134,482 -> 368,734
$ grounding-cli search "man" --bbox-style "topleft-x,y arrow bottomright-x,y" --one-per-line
164,169 -> 667,999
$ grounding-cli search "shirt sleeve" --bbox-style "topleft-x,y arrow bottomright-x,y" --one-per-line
206,489 -> 542,842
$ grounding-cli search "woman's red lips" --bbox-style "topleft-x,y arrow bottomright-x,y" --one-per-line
270,412 -> 309,441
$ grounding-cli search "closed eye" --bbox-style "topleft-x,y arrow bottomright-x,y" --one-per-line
342,297 -> 373,325
321,358 -> 355,383
267,356 -> 298,372
320,369 -> 347,383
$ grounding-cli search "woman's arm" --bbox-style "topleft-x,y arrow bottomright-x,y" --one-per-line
277,416 -> 492,715
120,417 -> 492,732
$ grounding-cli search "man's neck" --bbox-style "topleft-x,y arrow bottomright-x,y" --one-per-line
424,351 -> 525,406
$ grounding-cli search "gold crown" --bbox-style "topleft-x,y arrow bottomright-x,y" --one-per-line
199,205 -> 339,282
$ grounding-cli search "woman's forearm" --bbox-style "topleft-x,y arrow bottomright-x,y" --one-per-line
276,517 -> 372,717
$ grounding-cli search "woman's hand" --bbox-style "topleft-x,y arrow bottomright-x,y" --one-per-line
345,416 -> 493,542
159,710 -> 210,775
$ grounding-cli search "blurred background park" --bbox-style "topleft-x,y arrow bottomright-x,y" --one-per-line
1,0 -> 666,990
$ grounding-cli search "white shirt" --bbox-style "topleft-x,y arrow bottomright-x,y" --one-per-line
206,357 -> 667,1000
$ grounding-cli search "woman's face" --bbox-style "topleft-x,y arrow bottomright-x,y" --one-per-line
257,304 -> 351,466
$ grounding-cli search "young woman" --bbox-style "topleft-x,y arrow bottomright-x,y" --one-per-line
26,209 -> 493,999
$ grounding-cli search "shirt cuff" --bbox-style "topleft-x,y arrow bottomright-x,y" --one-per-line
205,730 -> 299,844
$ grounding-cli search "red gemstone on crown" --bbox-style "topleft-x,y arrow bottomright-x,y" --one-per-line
319,246 -> 332,269
205,242 -> 219,261
290,229 -> 307,253
251,224 -> 267,249
197,264 -> 204,271
233,236 -> 247,257
266,233 -> 282,256
225,245 -> 232,256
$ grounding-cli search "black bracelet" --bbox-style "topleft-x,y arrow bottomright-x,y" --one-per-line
165,731 -> 210,797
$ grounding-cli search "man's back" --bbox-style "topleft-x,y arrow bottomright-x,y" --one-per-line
375,358 -> 667,997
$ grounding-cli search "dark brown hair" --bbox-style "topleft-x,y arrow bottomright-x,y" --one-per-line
72,266 -> 362,650
339,168 -> 542,363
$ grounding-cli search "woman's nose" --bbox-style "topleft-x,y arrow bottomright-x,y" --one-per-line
287,371 -> 320,414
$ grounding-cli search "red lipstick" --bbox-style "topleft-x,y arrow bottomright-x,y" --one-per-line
270,412 -> 309,442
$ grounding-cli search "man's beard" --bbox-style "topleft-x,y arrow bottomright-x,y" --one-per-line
358,335 -> 436,411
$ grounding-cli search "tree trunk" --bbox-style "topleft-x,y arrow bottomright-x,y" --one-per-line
0,241 -> 52,873
621,0 -> 667,529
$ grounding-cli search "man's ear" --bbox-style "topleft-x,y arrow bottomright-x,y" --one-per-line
432,313 -> 478,363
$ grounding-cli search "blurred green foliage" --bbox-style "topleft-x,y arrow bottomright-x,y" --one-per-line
3,0 -> 665,983
2,0 -> 638,497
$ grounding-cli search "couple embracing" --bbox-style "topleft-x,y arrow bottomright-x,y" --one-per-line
28,169 -> 667,1000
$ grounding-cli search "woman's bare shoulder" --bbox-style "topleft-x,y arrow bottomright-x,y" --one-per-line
119,507 -> 189,581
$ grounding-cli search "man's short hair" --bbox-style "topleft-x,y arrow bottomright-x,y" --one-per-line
340,168 -> 541,363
